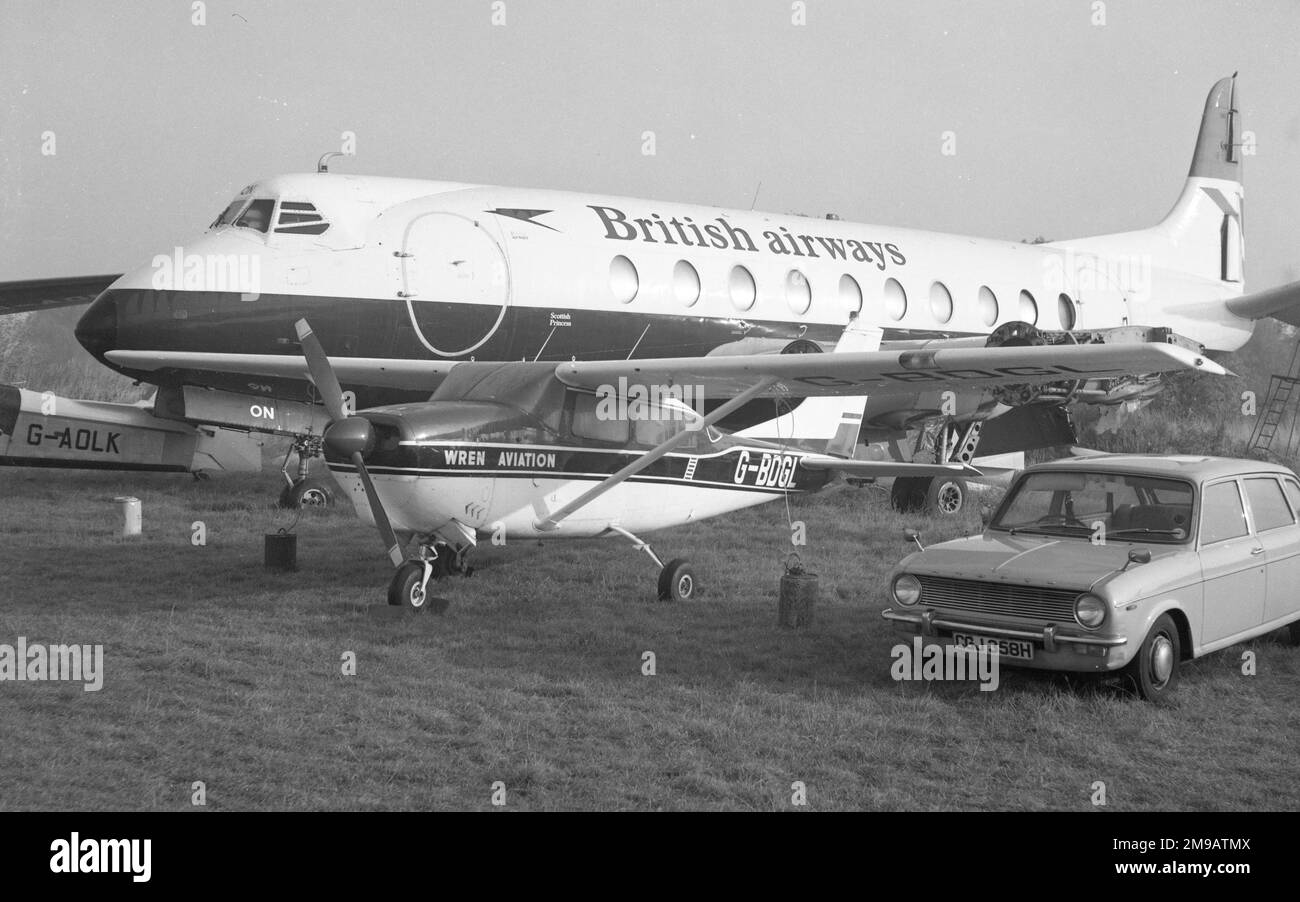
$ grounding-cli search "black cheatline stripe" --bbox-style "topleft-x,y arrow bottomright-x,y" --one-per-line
325,463 -> 802,495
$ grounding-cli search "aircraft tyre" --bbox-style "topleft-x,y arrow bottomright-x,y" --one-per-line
657,559 -> 695,602
924,476 -> 967,517
278,477 -> 335,509
388,561 -> 430,611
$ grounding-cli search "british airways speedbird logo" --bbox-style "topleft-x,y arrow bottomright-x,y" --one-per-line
486,208 -> 559,232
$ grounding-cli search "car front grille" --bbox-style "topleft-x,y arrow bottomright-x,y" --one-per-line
916,576 -> 1079,622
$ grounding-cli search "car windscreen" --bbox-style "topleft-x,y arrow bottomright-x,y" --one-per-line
991,471 -> 1195,543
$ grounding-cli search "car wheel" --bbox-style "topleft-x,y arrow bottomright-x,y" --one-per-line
1288,620 -> 1300,646
1122,613 -> 1181,703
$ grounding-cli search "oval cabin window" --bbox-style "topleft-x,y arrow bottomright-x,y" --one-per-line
674,260 -> 701,307
609,255 -> 639,304
786,269 -> 811,314
729,265 -> 756,311
930,281 -> 953,324
839,274 -> 863,316
884,278 -> 907,320
1058,293 -> 1077,330
978,285 -> 998,327
1018,290 -> 1038,324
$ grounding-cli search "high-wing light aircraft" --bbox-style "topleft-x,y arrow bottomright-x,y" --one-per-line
1,75 -> 1295,518
290,314 -> 1223,605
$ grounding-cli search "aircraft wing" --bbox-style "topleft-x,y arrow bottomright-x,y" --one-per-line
552,340 -> 1226,398
106,350 -> 458,392
1226,279 -> 1300,327
0,275 -> 121,314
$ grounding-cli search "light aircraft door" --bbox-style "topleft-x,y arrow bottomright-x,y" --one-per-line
397,211 -> 511,357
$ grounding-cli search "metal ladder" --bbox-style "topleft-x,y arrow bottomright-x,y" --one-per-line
1249,340 -> 1300,458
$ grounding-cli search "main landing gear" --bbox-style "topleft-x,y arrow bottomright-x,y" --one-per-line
387,540 -> 473,612
890,475 -> 969,517
608,526 -> 696,602
278,435 -> 335,508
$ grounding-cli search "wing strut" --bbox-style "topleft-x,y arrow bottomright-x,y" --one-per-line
535,377 -> 777,531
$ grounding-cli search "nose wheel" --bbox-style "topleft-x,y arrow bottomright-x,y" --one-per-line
386,541 -> 470,611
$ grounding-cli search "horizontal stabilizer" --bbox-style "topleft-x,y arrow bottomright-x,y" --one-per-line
1226,279 -> 1300,327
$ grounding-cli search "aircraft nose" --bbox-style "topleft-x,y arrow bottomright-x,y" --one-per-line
75,291 -> 118,359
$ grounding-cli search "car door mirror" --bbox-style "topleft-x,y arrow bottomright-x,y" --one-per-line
904,527 -> 924,551
1122,548 -> 1152,571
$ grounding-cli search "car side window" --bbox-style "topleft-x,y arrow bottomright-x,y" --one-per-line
1200,481 -> 1250,545
1284,478 -> 1300,519
1245,477 -> 1296,532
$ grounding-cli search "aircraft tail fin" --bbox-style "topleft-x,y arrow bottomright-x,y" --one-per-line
735,317 -> 880,454
1150,73 -> 1244,283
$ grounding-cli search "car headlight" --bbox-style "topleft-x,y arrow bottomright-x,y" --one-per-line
1074,593 -> 1107,629
892,574 -> 922,606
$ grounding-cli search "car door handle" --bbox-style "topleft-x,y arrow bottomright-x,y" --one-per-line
1251,547 -> 1265,555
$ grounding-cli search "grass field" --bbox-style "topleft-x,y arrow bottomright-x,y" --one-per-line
1,465 -> 1297,811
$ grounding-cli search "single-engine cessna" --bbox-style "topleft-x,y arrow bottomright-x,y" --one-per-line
2,75 -> 1296,519
290,315 -> 1223,605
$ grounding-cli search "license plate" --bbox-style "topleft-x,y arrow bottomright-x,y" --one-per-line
951,632 -> 1035,660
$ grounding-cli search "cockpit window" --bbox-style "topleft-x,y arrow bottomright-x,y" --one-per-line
210,198 -> 248,229
275,201 -> 330,236
234,199 -> 276,233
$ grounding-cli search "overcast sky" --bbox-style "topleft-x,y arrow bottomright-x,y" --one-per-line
2,0 -> 1296,288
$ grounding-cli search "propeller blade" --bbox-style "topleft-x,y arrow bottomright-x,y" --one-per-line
295,319 -> 348,421
352,451 -> 405,567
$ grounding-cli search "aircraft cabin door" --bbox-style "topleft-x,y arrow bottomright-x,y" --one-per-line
396,211 -> 512,357
1071,255 -> 1132,329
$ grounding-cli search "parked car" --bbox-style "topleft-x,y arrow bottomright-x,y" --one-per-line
882,455 -> 1300,701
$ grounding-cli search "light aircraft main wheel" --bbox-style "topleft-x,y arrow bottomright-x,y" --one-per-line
924,476 -> 967,517
1122,613 -> 1181,703
657,559 -> 695,602
388,561 -> 430,611
278,477 -> 335,509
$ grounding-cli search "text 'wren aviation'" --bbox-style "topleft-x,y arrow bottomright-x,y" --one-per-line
2,75 -> 1296,602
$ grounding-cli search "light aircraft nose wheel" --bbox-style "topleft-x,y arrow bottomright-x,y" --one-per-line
388,561 -> 431,611
278,477 -> 335,509
657,558 -> 695,602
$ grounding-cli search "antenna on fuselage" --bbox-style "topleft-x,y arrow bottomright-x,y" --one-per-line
317,152 -> 345,173
750,181 -> 762,211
